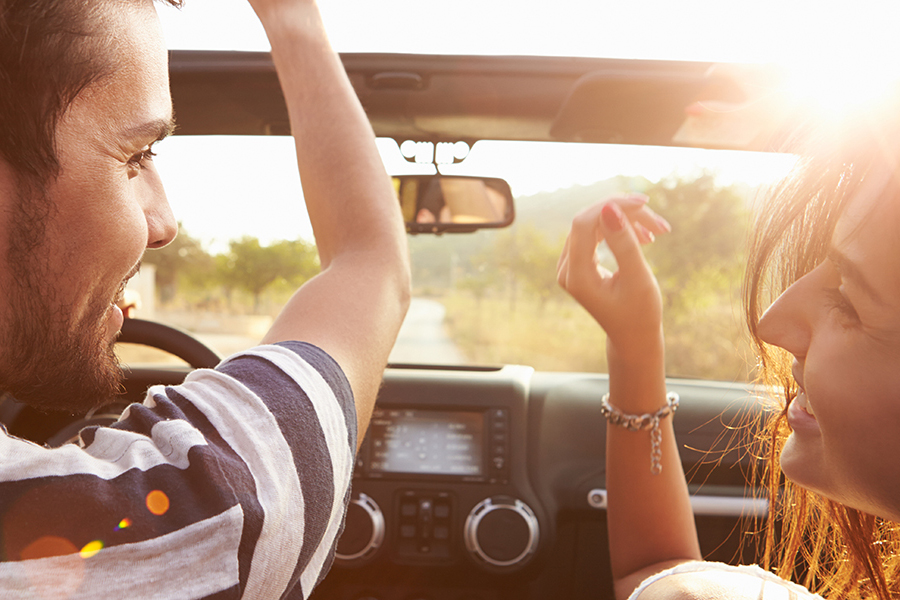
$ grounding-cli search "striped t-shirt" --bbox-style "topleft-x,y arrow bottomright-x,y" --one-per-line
0,341 -> 356,600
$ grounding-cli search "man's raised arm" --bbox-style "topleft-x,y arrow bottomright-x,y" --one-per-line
250,0 -> 411,443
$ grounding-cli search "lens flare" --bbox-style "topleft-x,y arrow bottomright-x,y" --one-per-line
115,518 -> 132,530
146,490 -> 170,516
79,540 -> 104,559
21,536 -> 77,560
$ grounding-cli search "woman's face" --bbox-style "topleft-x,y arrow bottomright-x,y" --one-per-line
757,165 -> 900,520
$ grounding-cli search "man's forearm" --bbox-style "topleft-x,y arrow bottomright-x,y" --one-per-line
256,2 -> 407,268
252,1 -> 410,441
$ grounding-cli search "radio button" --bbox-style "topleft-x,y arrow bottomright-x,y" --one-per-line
434,503 -> 450,519
395,491 -> 454,562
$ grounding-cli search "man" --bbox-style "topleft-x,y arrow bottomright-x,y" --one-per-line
0,0 -> 410,597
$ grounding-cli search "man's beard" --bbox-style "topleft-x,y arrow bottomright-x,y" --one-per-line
0,185 -> 123,413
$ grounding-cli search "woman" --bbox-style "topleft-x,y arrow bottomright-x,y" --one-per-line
557,117 -> 900,598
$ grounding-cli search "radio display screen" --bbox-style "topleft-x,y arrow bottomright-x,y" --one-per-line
367,408 -> 484,476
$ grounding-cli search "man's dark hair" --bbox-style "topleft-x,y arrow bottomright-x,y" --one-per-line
0,0 -> 182,189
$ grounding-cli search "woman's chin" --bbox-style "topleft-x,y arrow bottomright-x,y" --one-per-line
779,434 -> 819,491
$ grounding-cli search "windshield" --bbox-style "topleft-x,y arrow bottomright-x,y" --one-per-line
119,135 -> 795,382
133,1 -> 900,381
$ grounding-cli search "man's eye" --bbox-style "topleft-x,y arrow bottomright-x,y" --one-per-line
128,146 -> 157,170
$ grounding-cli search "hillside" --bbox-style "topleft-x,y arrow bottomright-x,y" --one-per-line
513,175 -> 652,239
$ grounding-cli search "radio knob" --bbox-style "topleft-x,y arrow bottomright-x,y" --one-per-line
335,493 -> 385,565
464,496 -> 539,570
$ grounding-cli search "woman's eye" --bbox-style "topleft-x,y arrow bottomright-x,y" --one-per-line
825,288 -> 860,324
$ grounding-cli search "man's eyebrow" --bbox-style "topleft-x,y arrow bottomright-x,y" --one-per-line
827,247 -> 886,306
121,117 -> 176,143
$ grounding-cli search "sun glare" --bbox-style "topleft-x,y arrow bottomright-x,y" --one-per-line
771,2 -> 900,124
782,59 -> 900,122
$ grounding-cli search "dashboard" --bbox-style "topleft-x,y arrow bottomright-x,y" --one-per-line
0,356 -> 766,600
311,365 -> 765,600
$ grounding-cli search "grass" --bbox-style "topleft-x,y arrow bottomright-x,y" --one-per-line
440,290 -> 756,381
441,292 -> 608,372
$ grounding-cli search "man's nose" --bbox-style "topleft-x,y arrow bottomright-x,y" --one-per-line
145,189 -> 177,249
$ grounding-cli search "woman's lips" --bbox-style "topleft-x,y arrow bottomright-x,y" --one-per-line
787,359 -> 818,432
794,389 -> 815,417
787,390 -> 820,434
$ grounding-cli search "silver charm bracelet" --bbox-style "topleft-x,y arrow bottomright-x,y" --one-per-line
601,392 -> 680,475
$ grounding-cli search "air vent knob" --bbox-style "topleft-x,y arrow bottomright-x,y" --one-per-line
464,496 -> 539,571
335,493 -> 384,565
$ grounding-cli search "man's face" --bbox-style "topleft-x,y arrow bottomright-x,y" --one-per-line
0,0 -> 177,412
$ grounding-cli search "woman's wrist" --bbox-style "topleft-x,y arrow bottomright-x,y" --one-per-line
606,331 -> 668,413
607,328 -> 665,374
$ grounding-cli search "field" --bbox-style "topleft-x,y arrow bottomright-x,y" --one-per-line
439,290 -> 756,382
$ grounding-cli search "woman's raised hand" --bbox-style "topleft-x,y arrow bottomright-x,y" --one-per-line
557,194 -> 671,361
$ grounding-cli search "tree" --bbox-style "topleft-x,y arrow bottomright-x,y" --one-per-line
216,237 -> 319,312
481,224 -> 565,311
643,173 -> 749,308
642,173 -> 753,379
142,224 -> 214,304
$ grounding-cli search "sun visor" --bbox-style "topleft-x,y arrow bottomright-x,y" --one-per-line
549,67 -> 763,149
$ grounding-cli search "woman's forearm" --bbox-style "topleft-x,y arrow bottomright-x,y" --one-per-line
605,335 -> 702,598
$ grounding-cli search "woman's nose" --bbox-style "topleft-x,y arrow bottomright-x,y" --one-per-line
756,266 -> 820,357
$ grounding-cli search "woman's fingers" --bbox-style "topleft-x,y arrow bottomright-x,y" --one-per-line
557,195 -> 667,353
565,202 -> 607,291
597,202 -> 648,279
557,233 -> 572,287
559,194 -> 669,292
619,202 -> 670,242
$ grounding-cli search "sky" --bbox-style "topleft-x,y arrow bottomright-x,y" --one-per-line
157,0 -> 900,64
152,0 -> 900,249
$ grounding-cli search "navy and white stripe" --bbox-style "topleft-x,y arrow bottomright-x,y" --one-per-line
0,341 -> 356,599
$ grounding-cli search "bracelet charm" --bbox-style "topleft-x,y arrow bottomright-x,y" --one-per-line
601,392 -> 679,475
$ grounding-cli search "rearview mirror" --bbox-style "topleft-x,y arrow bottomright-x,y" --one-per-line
394,175 -> 515,234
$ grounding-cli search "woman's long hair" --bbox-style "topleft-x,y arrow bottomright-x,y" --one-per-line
743,110 -> 900,598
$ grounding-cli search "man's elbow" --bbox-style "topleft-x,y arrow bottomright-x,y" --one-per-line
396,255 -> 412,317
378,237 -> 411,318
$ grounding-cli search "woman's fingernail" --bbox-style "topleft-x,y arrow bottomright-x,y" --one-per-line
629,193 -> 649,204
655,215 -> 672,232
601,202 -> 624,232
637,223 -> 655,242
620,193 -> 649,205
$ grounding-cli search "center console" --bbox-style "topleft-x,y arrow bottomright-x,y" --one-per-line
331,365 -> 545,577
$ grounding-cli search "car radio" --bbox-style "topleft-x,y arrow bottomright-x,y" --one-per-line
355,406 -> 511,485
336,369 -> 545,573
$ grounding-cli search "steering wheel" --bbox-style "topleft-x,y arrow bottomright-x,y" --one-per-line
119,318 -> 221,369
